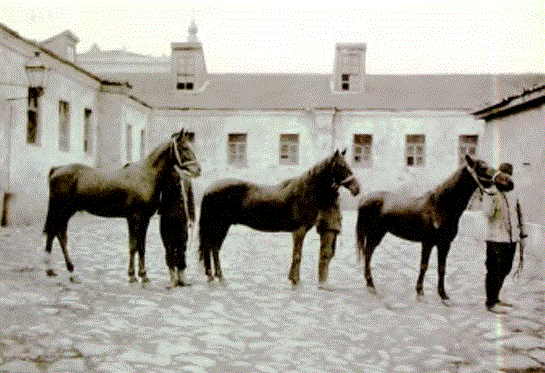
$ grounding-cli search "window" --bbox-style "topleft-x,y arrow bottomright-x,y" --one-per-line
405,134 -> 425,167
459,135 -> 478,165
83,108 -> 93,154
353,134 -> 372,168
67,45 -> 75,62
126,124 -> 133,162
279,134 -> 299,166
227,133 -> 247,167
340,52 -> 361,92
139,129 -> 146,159
26,87 -> 40,145
58,101 -> 70,152
177,54 -> 195,90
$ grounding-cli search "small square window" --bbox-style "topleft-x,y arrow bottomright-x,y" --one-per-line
342,83 -> 350,91
186,82 -> 194,90
177,82 -> 185,90
342,74 -> 350,82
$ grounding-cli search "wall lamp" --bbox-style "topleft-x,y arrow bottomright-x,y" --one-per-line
24,51 -> 50,96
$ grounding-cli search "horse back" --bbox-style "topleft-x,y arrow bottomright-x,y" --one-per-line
200,178 -> 316,232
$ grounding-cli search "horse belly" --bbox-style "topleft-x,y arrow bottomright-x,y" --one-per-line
385,215 -> 434,242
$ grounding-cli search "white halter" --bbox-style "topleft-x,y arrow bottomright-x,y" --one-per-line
465,163 -> 496,195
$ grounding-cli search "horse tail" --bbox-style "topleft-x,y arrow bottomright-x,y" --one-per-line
355,194 -> 380,263
197,192 -> 213,272
355,202 -> 367,264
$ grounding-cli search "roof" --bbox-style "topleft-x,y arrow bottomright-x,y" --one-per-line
98,71 -> 545,111
473,83 -> 545,120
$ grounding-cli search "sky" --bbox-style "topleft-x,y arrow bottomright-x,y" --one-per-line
1,1 -> 544,74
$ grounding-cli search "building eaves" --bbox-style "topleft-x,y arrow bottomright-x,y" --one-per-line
473,83 -> 545,120
1,23 -> 151,107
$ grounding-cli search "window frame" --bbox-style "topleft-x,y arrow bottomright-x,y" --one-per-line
58,100 -> 70,152
405,134 -> 425,167
227,133 -> 247,167
279,134 -> 299,166
353,134 -> 372,168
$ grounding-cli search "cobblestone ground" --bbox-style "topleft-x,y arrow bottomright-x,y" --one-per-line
0,211 -> 544,373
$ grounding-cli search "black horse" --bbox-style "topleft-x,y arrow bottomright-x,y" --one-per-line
356,154 -> 513,302
199,149 -> 360,284
43,129 -> 200,283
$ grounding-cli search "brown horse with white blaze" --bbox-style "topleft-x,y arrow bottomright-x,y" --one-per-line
43,129 -> 200,283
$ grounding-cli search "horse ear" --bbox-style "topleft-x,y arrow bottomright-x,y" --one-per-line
341,148 -> 347,156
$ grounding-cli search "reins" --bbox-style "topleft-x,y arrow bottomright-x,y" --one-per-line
174,165 -> 194,248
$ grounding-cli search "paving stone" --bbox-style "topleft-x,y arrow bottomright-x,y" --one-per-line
499,335 -> 545,350
74,342 -> 116,356
47,358 -> 86,372
528,349 -> 545,364
174,355 -> 215,367
490,354 -> 544,370
95,361 -> 136,373
0,360 -> 40,373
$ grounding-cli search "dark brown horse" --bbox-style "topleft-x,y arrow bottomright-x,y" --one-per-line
198,149 -> 360,284
356,154 -> 513,302
43,129 -> 200,283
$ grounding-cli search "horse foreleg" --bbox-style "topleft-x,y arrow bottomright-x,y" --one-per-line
416,242 -> 434,299
44,234 -> 57,277
318,230 -> 337,288
137,221 -> 151,284
288,226 -> 309,286
437,241 -> 451,302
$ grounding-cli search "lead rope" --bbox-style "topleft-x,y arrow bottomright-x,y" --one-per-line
174,166 -> 194,250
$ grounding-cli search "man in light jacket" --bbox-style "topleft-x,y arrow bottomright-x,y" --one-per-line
482,162 -> 525,313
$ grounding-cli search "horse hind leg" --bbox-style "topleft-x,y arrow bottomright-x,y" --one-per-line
363,233 -> 384,294
56,230 -> 79,283
44,234 -> 57,277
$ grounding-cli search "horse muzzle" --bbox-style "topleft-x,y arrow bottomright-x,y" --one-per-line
180,161 -> 201,178
341,175 -> 360,196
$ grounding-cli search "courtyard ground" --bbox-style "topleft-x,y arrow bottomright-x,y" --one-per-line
0,211 -> 544,373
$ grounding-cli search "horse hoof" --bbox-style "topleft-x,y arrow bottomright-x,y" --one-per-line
46,269 -> 57,277
129,277 -> 138,284
441,298 -> 453,307
177,281 -> 192,287
416,294 -> 427,303
69,275 -> 81,284
207,276 -> 214,283
367,286 -> 377,295
141,276 -> 150,284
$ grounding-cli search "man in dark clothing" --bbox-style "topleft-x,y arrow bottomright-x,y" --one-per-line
482,162 -> 525,313
159,166 -> 195,288
316,188 -> 342,289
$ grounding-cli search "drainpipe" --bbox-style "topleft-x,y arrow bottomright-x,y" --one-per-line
1,100 -> 14,226
331,106 -> 339,152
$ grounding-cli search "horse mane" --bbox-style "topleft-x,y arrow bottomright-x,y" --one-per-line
287,154 -> 337,208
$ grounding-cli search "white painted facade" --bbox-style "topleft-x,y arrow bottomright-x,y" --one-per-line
0,25 -> 150,225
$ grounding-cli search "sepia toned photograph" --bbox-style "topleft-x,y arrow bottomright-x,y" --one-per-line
0,1 -> 544,372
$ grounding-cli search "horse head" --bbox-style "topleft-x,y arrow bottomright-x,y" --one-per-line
171,128 -> 201,177
330,149 -> 360,196
464,154 -> 513,193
